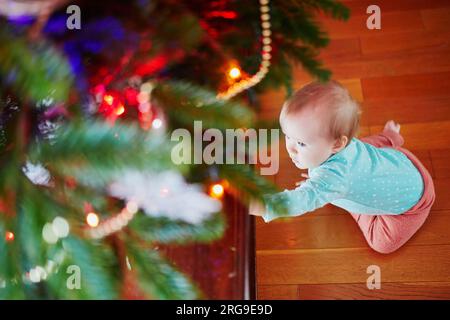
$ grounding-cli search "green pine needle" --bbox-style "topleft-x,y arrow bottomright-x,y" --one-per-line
126,241 -> 201,299
129,212 -> 225,245
0,24 -> 73,103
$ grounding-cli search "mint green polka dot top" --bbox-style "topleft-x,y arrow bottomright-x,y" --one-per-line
262,137 -> 424,223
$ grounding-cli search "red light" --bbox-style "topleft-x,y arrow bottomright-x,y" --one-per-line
5,231 -> 14,242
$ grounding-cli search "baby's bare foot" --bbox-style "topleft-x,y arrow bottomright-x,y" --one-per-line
384,120 -> 401,133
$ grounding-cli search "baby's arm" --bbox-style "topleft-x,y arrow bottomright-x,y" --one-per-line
260,162 -> 349,223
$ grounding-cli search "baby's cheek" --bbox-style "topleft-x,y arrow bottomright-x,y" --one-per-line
299,151 -> 311,164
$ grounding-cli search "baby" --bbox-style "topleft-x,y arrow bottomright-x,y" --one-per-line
250,81 -> 435,254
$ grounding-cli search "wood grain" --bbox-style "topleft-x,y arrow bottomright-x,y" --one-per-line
256,1 -> 450,300
257,245 -> 450,285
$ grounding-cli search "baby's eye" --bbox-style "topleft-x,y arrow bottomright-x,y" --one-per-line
297,141 -> 306,147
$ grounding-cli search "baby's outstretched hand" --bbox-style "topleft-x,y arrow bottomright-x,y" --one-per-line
295,173 -> 309,187
249,198 -> 265,217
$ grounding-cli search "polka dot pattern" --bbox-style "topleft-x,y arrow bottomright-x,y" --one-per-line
262,138 -> 425,222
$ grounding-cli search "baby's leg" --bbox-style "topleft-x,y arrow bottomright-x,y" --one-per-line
349,146 -> 435,254
350,208 -> 431,254
360,120 -> 404,148
360,129 -> 404,149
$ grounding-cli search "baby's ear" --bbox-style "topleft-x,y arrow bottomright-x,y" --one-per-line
332,136 -> 348,153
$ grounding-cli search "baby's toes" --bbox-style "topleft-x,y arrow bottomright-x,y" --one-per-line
384,120 -> 401,133
391,121 -> 401,133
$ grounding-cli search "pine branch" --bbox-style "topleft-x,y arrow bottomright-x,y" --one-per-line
126,240 -> 201,299
0,24 -> 73,102
0,222 -> 26,299
128,212 -> 225,245
153,81 -> 256,130
29,120 -> 182,188
218,164 -> 279,200
282,41 -> 332,82
60,236 -> 119,299
272,4 -> 329,49
299,0 -> 351,20
258,50 -> 295,94
17,186 -> 48,269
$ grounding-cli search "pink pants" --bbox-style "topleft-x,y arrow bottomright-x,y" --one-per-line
349,129 -> 435,254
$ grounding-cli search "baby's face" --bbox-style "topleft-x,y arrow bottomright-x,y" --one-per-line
280,107 -> 337,169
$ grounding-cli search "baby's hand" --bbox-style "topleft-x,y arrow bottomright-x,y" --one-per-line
295,173 -> 309,187
248,198 -> 265,217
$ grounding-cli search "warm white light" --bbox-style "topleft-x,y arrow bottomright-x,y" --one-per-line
152,118 -> 163,129
29,268 -> 41,283
137,92 -> 149,104
210,183 -> 225,199
52,217 -> 70,238
42,223 -> 58,244
228,67 -> 241,79
86,212 -> 100,228
126,201 -> 139,214
140,82 -> 154,93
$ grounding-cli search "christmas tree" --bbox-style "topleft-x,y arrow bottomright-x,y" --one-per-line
0,0 -> 349,299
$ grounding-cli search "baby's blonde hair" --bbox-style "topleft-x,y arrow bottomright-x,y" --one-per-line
281,80 -> 361,145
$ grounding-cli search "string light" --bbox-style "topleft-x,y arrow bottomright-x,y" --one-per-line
136,81 -> 163,131
42,216 -> 70,245
217,0 -> 272,100
115,104 -> 125,116
86,201 -> 139,239
28,266 -> 47,283
52,217 -> 70,238
152,118 -> 163,129
209,183 -> 225,199
104,94 -> 114,106
42,223 -> 58,244
228,67 -> 241,79
5,231 -> 14,242
22,251 -> 65,286
86,212 -> 100,228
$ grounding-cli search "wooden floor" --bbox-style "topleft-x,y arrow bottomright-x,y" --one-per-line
256,0 -> 450,299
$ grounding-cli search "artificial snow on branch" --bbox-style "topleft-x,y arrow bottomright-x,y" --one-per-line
108,169 -> 221,224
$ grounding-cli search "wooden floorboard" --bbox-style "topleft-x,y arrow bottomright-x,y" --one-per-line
318,10 -> 425,39
369,121 -> 450,151
259,282 -> 450,300
256,211 -> 450,251
256,1 -> 450,299
257,245 -> 450,285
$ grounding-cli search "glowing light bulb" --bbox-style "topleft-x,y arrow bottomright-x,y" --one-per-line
209,183 -> 225,199
115,104 -> 125,115
137,91 -> 149,104
152,118 -> 162,129
86,212 -> 100,228
42,223 -> 58,244
52,217 -> 70,238
126,201 -> 138,214
228,67 -> 241,79
5,231 -> 14,242
104,95 -> 114,106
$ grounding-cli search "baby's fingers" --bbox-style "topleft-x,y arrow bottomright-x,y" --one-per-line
248,199 -> 265,216
295,173 -> 309,186
295,180 -> 307,187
